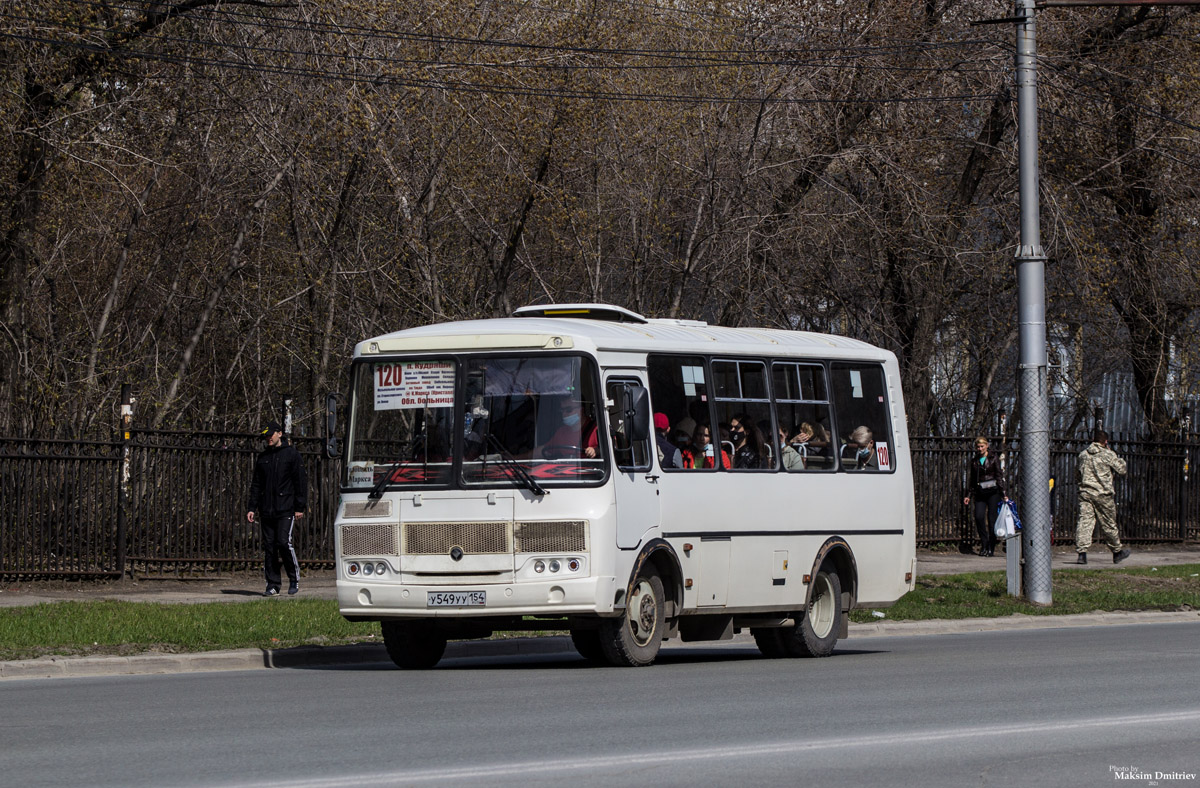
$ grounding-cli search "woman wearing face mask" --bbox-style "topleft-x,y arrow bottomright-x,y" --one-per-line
845,425 -> 877,470
729,413 -> 767,469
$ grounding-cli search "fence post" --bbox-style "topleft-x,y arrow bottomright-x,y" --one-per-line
1180,407 -> 1190,542
117,384 -> 134,577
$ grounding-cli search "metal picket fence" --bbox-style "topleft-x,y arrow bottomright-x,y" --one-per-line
1,431 -> 1196,577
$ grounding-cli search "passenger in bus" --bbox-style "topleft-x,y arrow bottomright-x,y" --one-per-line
681,424 -> 729,469
791,421 -> 832,468
537,397 -> 599,459
842,425 -> 877,470
670,427 -> 691,453
653,412 -> 683,468
778,426 -> 805,470
730,413 -> 768,469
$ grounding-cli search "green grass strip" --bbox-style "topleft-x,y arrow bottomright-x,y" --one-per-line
1,564 -> 1196,661
0,599 -> 381,661
850,563 -> 1200,623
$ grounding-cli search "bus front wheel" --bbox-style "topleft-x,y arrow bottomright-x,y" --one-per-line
752,627 -> 787,658
570,628 -> 606,663
783,568 -> 842,658
381,621 -> 447,669
599,568 -> 665,667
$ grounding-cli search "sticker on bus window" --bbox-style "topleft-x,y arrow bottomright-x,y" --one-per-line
876,442 -> 891,470
348,464 -> 374,487
374,361 -> 455,410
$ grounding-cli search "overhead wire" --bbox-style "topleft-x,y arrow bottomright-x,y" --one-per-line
49,0 -> 1001,61
0,28 -> 1007,105
0,8 -> 1007,73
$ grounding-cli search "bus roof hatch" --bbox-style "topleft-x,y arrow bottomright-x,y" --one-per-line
512,303 -> 649,324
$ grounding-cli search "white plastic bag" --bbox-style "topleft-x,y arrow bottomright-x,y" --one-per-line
994,501 -> 1017,539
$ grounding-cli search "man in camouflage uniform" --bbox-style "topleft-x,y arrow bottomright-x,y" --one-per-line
1075,429 -> 1130,565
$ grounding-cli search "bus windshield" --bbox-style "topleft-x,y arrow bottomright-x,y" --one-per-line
345,354 -> 606,490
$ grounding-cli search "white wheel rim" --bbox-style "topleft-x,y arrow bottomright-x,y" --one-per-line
627,578 -> 658,647
809,573 -> 836,639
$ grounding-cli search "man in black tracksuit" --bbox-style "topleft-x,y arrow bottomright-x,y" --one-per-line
247,421 -> 307,596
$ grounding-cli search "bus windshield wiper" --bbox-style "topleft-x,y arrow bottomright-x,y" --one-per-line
368,461 -> 410,499
486,434 -> 547,497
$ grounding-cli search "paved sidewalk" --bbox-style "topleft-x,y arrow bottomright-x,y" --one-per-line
916,543 -> 1200,576
4,545 -> 1196,609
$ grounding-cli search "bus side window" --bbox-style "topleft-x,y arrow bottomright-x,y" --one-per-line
771,362 -> 834,472
647,355 -> 713,471
830,363 -> 894,472
713,359 -> 774,471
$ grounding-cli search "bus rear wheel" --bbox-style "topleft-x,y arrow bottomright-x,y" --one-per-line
381,621 -> 447,669
782,569 -> 842,658
599,568 -> 665,667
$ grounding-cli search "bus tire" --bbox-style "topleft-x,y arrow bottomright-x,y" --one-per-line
752,628 -> 787,658
783,568 -> 842,658
381,621 -> 447,669
599,567 -> 665,667
570,628 -> 606,663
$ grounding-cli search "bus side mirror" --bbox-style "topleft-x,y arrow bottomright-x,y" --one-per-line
324,392 -> 341,459
624,385 -> 651,442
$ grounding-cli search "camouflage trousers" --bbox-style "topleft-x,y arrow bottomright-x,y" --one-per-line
1076,493 -> 1123,554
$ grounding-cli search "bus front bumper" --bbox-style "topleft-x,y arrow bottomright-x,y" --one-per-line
337,575 -> 618,618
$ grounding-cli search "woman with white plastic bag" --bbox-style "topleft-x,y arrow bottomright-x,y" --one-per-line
962,436 -> 1009,557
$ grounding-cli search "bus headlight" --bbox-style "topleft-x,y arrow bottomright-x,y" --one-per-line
534,560 -> 546,573
548,560 -> 561,573
347,562 -> 360,575
363,563 -> 374,576
375,562 -> 387,575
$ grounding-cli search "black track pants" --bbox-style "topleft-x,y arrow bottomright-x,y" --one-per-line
260,514 -> 300,588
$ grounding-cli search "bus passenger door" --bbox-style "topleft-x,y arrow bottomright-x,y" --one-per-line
605,375 -> 660,549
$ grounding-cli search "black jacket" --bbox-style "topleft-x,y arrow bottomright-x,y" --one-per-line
248,440 -> 308,517
965,452 -> 1007,500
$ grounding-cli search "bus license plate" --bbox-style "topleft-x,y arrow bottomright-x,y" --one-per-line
427,591 -> 486,607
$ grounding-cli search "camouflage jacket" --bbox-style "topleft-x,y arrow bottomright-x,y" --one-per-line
1077,442 -> 1127,498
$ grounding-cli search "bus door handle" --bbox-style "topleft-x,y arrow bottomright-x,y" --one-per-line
645,475 -> 660,483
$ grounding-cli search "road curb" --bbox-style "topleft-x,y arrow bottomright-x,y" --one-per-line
3,612 -> 1197,680
848,609 -> 1200,637
0,635 -> 580,680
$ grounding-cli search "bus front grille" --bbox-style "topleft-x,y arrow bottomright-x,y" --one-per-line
341,523 -> 399,556
402,521 -> 511,555
515,521 -> 589,553
342,500 -> 392,518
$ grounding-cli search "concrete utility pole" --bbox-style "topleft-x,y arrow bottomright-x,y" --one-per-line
1013,0 -> 1053,605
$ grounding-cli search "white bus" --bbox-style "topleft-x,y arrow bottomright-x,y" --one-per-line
335,304 -> 916,668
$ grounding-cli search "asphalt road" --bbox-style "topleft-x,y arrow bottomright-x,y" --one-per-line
7,622 -> 1200,787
